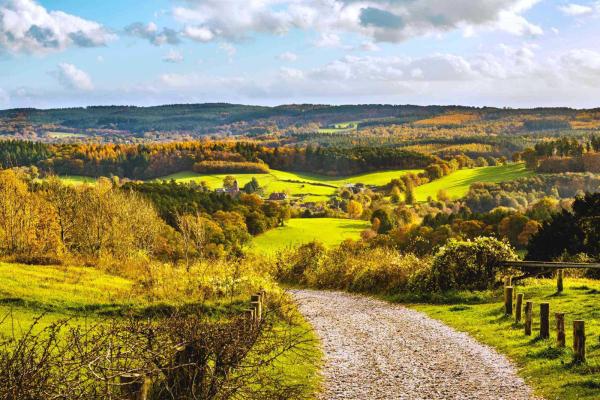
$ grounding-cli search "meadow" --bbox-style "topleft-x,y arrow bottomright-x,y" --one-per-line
250,218 -> 370,253
412,277 -> 600,400
158,168 -> 423,201
414,163 -> 533,202
0,261 -> 322,396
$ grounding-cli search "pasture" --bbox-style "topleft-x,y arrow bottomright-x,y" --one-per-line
159,168 -> 422,201
413,278 -> 600,400
250,218 -> 370,253
414,163 -> 532,202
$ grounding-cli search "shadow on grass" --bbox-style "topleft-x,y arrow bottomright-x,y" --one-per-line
527,346 -> 565,360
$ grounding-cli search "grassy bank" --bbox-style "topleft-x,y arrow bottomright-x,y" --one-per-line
0,261 -> 322,398
414,163 -> 533,201
250,218 -> 369,253
411,278 -> 600,399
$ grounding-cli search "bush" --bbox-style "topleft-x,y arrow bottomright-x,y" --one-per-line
430,237 -> 517,291
278,242 -> 428,294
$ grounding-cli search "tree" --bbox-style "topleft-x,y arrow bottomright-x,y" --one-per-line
347,200 -> 363,219
390,186 -> 401,204
436,189 -> 450,202
371,209 -> 393,234
223,176 -> 237,191
404,183 -> 415,205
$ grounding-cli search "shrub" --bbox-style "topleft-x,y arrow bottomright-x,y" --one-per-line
430,237 -> 517,291
279,242 -> 428,295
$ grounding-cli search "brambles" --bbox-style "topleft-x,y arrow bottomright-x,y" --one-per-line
0,308 -> 315,400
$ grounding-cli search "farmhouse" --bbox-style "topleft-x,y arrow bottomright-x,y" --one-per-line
268,192 -> 288,201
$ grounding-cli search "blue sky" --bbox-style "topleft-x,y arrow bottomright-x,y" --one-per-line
1,0 -> 600,108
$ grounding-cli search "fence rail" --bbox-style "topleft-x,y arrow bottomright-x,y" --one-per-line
499,261 -> 600,269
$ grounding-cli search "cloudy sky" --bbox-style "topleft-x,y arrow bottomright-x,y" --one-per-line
1,0 -> 600,109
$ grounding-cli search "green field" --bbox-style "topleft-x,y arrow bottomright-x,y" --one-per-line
414,163 -> 532,202
0,261 -> 322,396
58,175 -> 98,185
46,131 -> 86,139
58,164 -> 527,204
413,278 -> 600,400
251,218 -> 370,253
159,169 -> 422,202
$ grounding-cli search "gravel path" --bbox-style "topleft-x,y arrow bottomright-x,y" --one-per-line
293,289 -> 537,400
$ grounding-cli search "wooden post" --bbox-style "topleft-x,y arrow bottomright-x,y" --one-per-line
573,320 -> 586,363
120,374 -> 150,400
540,303 -> 550,339
250,300 -> 261,321
555,313 -> 565,348
504,286 -> 514,316
524,301 -> 533,336
557,269 -> 564,293
515,293 -> 523,323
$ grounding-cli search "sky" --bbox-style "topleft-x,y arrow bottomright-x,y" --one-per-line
1,0 -> 600,109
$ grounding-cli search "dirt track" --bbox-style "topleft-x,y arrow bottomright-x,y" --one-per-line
293,289 -> 537,400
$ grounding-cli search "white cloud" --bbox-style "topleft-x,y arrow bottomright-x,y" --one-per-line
278,51 -> 298,62
359,42 -> 380,52
314,32 -> 343,48
54,63 -> 93,91
279,67 -> 304,80
0,0 -> 115,54
163,49 -> 184,63
183,25 -> 214,42
558,3 -> 595,16
124,22 -> 180,46
560,49 -> 600,85
171,0 -> 542,45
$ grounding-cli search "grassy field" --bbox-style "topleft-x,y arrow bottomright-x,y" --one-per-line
159,169 -> 422,202
412,278 -> 600,400
58,175 -> 98,185
58,164 -> 525,204
46,132 -> 86,139
414,163 -> 532,202
0,261 -> 322,396
251,218 -> 369,253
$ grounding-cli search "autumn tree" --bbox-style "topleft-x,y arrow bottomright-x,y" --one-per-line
347,200 -> 363,219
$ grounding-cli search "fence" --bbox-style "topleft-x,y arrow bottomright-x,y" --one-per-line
500,261 -> 594,363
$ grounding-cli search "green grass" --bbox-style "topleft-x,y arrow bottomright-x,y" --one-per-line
58,175 -> 98,185
414,163 -> 533,202
250,218 -> 370,253
412,278 -> 600,399
0,262 -> 322,397
46,132 -> 86,139
0,262 -> 135,336
159,169 -> 422,202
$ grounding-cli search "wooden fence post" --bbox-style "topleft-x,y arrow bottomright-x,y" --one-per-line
555,313 -> 565,347
504,286 -> 514,316
251,294 -> 262,321
515,293 -> 523,323
540,303 -> 550,339
524,301 -> 533,336
120,374 -> 150,400
573,320 -> 586,363
557,269 -> 564,293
